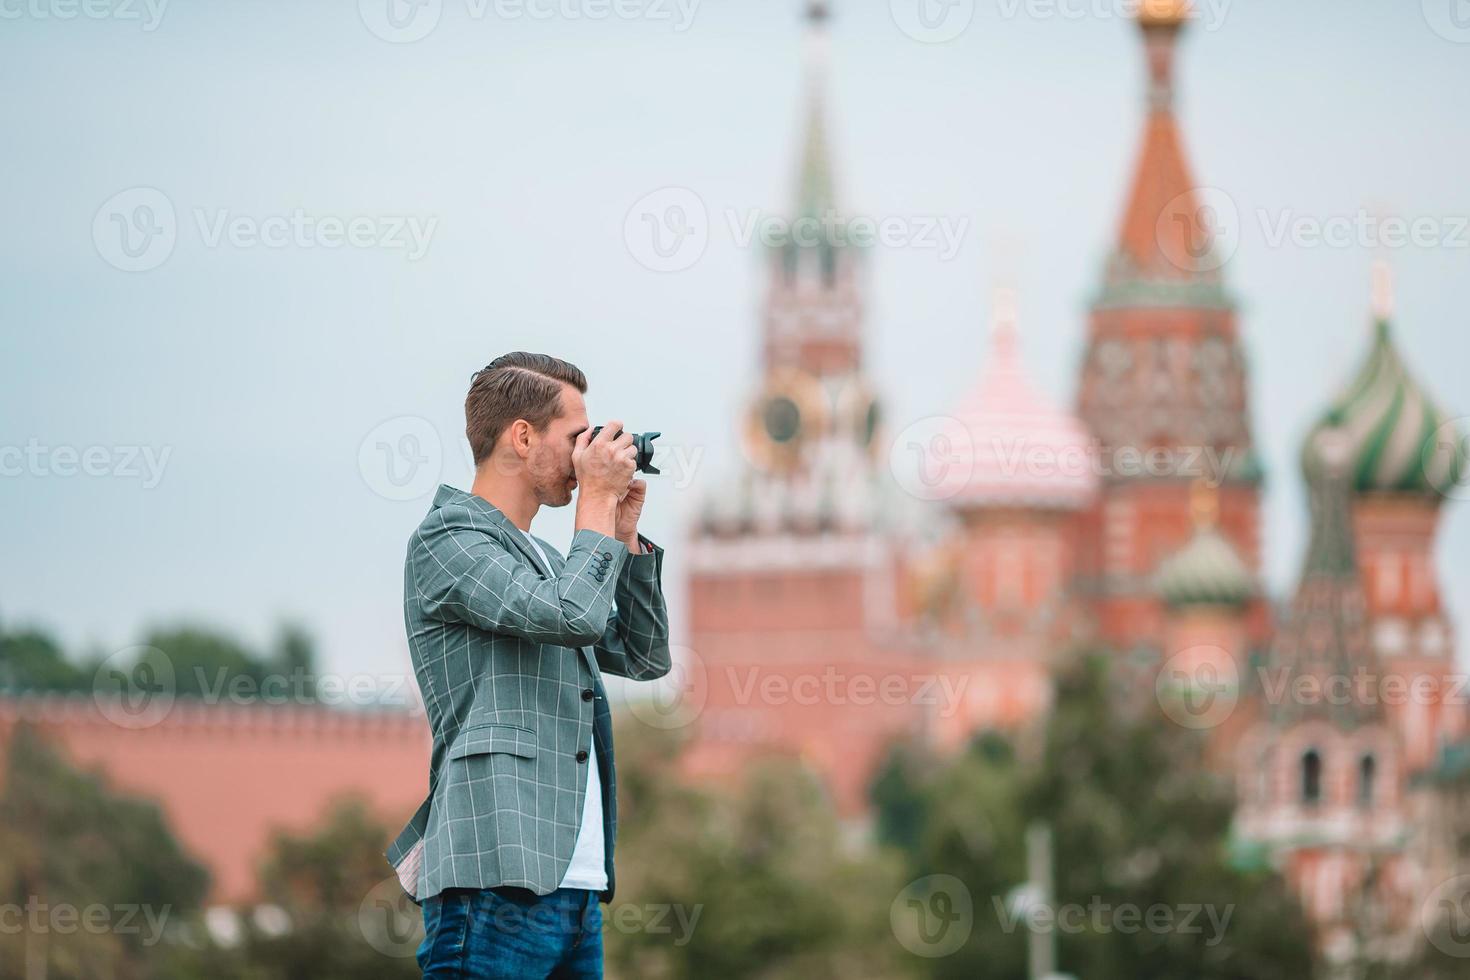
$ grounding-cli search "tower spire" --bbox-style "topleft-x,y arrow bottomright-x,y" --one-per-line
1371,259 -> 1394,324
990,285 -> 1019,363
794,0 -> 836,221
1113,0 -> 1214,282
1272,428 -> 1380,726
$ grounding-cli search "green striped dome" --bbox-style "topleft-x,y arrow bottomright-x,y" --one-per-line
1155,525 -> 1255,607
1302,319 -> 1465,497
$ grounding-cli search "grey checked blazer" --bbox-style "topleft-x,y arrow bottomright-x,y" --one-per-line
387,485 -> 671,904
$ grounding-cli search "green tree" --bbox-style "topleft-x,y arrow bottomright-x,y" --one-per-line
874,652 -> 1320,980
0,723 -> 210,980
608,722 -> 910,979
137,625 -> 268,700
158,797 -> 421,980
0,626 -> 89,693
130,621 -> 319,704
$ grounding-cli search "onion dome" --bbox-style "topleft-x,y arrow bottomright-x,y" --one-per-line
1155,482 -> 1254,607
1301,263 -> 1465,497
933,289 -> 1099,509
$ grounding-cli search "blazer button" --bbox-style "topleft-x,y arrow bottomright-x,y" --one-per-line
581,689 -> 594,702
575,750 -> 589,763
601,551 -> 612,559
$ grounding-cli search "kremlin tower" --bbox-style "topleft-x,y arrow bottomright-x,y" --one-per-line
679,13 -> 1469,938
684,0 -> 912,818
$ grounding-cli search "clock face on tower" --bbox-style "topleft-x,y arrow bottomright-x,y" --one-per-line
742,368 -> 828,472
763,396 -> 802,444
833,376 -> 881,457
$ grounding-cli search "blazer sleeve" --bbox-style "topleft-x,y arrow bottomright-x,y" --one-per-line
412,504 -> 627,648
594,534 -> 672,681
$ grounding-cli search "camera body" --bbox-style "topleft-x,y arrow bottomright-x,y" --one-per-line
589,427 -> 662,474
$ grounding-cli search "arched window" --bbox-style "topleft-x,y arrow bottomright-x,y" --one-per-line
1301,749 -> 1322,805
1358,753 -> 1376,807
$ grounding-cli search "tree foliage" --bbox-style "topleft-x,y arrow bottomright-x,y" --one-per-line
872,651 -> 1321,980
0,724 -> 210,980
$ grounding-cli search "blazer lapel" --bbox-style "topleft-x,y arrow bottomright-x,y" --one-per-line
450,489 -> 549,576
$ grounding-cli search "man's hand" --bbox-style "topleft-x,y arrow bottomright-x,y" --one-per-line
616,479 -> 647,552
573,421 -> 636,538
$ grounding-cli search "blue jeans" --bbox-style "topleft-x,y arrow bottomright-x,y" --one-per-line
417,886 -> 603,979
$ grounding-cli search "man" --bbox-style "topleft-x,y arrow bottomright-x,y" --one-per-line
387,351 -> 671,979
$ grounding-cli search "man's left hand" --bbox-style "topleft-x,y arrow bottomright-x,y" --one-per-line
616,478 -> 646,552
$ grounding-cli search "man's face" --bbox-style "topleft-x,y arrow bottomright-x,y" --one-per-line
526,384 -> 588,508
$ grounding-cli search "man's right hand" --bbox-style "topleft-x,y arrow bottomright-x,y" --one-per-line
573,422 -> 636,537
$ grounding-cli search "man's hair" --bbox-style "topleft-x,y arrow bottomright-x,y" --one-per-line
465,352 -> 587,465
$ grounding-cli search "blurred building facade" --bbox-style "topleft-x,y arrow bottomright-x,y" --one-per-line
683,0 -> 1468,962
0,697 -> 428,907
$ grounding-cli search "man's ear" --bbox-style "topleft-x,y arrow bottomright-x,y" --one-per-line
506,419 -> 533,459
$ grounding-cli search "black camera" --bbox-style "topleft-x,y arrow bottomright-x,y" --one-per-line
589,427 -> 662,475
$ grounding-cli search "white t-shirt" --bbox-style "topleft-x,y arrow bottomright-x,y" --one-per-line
517,528 -> 608,892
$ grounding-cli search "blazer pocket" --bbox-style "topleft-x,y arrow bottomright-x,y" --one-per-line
448,723 -> 538,761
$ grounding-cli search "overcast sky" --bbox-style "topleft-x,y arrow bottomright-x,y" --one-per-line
2,0 -> 1468,689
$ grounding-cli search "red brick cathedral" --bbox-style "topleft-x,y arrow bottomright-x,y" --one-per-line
682,0 -> 1467,959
